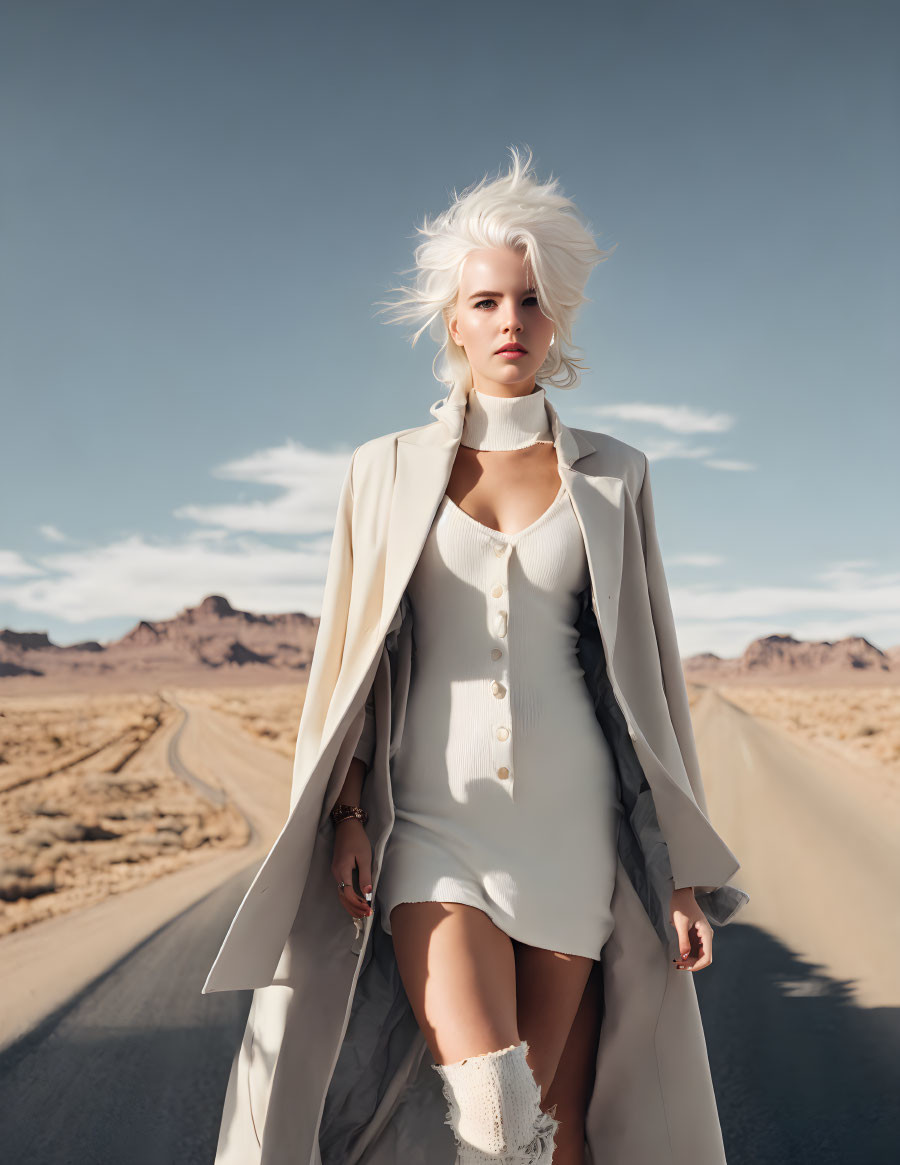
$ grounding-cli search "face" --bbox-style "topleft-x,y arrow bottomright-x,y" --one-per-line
448,246 -> 555,397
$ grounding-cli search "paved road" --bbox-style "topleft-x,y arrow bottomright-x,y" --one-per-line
1,689 -> 897,1163
693,687 -> 900,1163
0,862 -> 257,1164
0,694 -> 288,1163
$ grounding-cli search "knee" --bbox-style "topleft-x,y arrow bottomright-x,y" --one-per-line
432,1039 -> 560,1161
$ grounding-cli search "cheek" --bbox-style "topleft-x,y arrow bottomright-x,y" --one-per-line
470,319 -> 490,344
459,313 -> 489,346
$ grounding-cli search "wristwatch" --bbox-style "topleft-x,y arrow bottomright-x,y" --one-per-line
330,802 -> 369,827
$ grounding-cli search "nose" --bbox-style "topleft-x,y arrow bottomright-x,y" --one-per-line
502,309 -> 524,335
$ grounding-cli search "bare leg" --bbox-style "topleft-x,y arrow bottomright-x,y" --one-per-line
512,941 -> 596,1104
390,902 -> 561,1161
526,956 -> 603,1165
389,901 -> 519,1064
390,903 -> 597,1163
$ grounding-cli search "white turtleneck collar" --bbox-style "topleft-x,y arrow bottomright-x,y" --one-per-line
460,385 -> 554,451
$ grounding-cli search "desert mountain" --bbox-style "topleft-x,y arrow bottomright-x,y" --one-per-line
1,598 -> 897,692
0,595 -> 318,687
683,632 -> 895,684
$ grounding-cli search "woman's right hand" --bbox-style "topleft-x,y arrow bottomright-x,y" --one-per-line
331,820 -> 374,919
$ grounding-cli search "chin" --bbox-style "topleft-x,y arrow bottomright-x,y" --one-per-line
493,359 -> 540,376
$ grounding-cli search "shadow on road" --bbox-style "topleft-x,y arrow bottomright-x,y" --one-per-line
0,863 -> 259,1165
1,887 -> 897,1164
701,922 -> 899,1164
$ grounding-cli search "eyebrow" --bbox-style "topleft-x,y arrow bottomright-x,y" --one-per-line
468,288 -> 537,300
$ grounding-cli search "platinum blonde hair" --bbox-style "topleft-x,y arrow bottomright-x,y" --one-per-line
373,144 -> 616,393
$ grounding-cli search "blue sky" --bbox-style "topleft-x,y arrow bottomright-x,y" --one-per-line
1,0 -> 897,659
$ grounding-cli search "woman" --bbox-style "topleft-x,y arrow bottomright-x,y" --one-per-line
202,147 -> 750,1165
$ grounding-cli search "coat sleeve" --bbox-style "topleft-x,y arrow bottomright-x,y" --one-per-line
636,453 -> 750,921
635,452 -> 711,822
289,446 -> 360,811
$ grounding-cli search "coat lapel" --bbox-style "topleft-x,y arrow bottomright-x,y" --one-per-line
379,381 -> 627,661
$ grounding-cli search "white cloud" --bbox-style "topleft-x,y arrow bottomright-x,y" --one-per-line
0,550 -> 44,578
0,439 -> 357,628
571,401 -> 753,472
819,559 -> 883,582
701,458 -> 756,472
667,564 -> 900,656
670,573 -> 900,622
667,553 -> 725,568
174,440 -> 354,534
643,439 -> 718,462
583,402 -> 735,434
39,524 -> 68,543
0,533 -> 335,626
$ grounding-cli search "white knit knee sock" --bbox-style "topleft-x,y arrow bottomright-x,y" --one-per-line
431,1039 -> 560,1164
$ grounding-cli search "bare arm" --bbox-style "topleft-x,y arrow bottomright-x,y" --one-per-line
337,681 -> 376,804
337,755 -> 368,805
331,686 -> 376,920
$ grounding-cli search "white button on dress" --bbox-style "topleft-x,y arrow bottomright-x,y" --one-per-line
376,479 -> 623,960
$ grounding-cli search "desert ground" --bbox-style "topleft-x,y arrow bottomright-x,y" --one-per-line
0,690 -> 250,938
715,684 -> 900,813
0,683 -> 297,1051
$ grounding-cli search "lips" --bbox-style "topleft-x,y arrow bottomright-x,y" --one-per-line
496,344 -> 527,354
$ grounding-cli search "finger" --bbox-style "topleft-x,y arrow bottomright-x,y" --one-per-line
335,860 -> 368,907
674,921 -> 698,969
335,876 -> 368,918
672,914 -> 692,964
680,923 -> 711,970
357,853 -> 373,899
689,923 -> 714,971
350,857 -> 373,910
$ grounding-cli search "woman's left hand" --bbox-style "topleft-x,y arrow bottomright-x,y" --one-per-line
670,887 -> 713,971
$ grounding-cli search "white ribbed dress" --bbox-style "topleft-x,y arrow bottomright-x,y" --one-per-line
355,387 -> 623,960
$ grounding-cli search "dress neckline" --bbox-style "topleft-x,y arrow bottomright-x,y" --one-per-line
443,482 -> 568,540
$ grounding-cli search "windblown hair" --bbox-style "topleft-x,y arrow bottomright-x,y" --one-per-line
374,144 -> 615,393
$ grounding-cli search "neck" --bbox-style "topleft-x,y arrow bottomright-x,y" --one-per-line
460,384 -> 554,452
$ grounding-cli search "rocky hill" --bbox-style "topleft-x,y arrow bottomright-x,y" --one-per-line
683,633 -> 895,684
0,595 -> 318,687
2,598 -> 897,691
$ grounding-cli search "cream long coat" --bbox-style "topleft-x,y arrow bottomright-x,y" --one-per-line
201,381 -> 751,1165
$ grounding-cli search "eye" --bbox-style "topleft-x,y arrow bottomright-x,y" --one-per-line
473,296 -> 540,310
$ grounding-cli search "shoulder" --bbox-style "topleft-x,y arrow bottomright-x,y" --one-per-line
345,422 -> 430,494
355,423 -> 422,458
350,418 -> 434,471
570,427 -> 648,497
